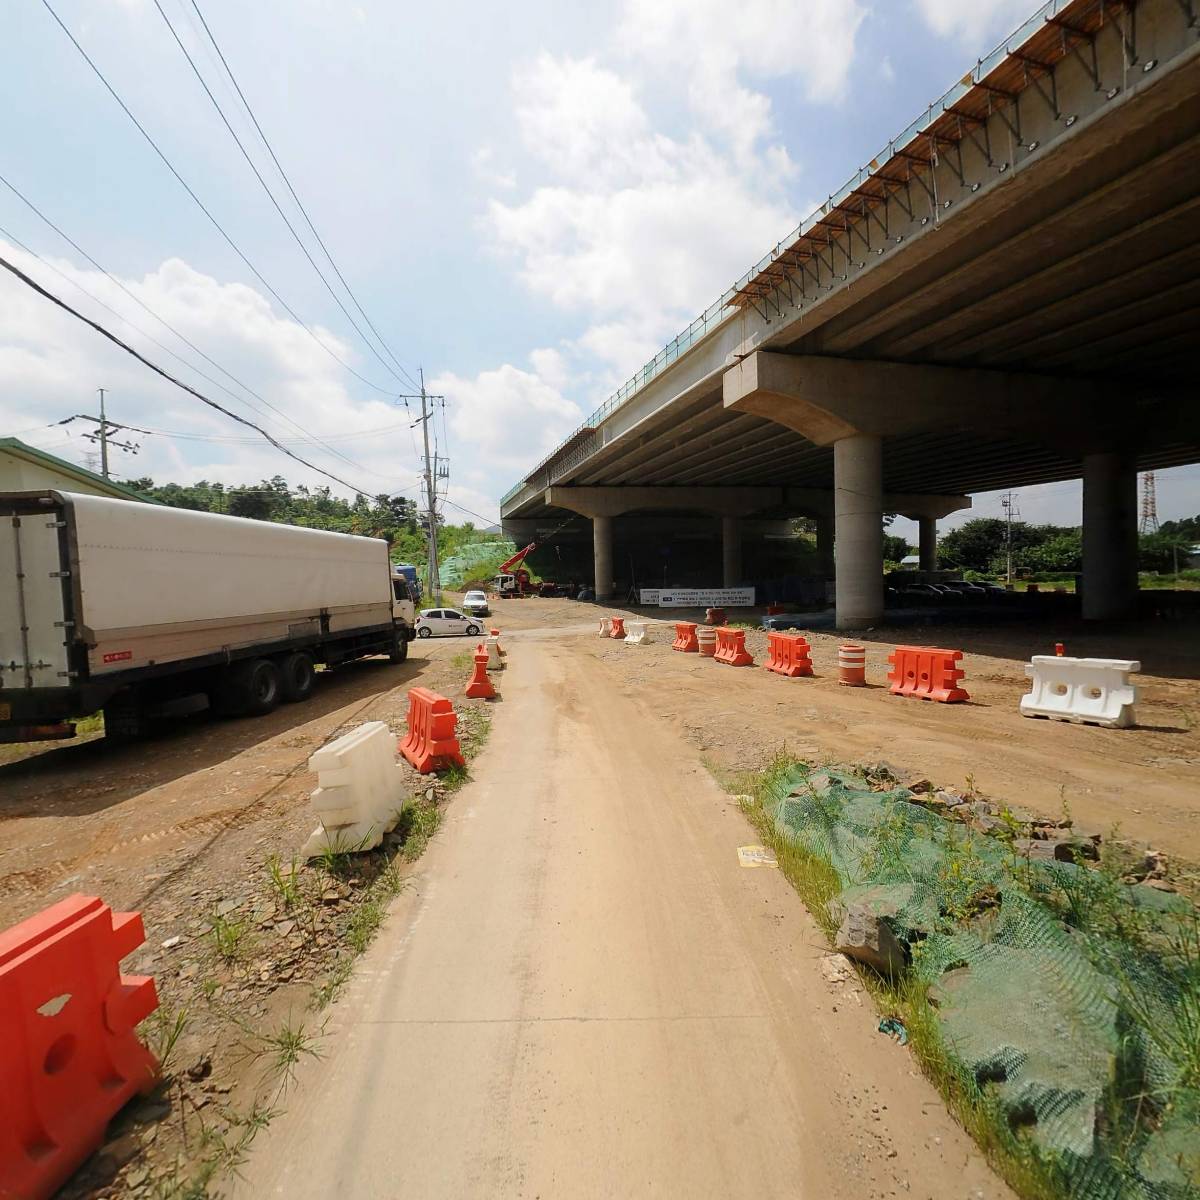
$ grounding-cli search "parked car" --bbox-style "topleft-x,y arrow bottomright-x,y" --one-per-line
415,608 -> 483,638
462,589 -> 491,618
941,580 -> 987,596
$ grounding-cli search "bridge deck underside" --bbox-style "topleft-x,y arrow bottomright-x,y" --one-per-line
508,45 -> 1200,523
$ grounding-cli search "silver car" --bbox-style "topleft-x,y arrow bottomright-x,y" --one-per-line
462,589 -> 491,618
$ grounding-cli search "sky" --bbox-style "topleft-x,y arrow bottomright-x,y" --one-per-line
1,0 -> 1196,539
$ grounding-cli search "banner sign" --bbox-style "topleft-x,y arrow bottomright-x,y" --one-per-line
638,588 -> 755,607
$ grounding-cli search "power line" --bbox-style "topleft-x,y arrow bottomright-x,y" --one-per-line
149,0 -> 416,392
0,182 -> 377,477
0,248 -> 384,498
185,0 -> 420,392
39,0 -> 401,399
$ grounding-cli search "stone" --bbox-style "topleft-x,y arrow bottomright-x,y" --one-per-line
161,936 -> 183,950
933,789 -> 967,808
835,902 -> 908,978
1014,838 -> 1062,862
186,1054 -> 212,1082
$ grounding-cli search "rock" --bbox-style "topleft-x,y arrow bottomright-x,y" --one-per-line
933,789 -> 967,809
1055,837 -> 1099,863
215,899 -> 240,917
185,1054 -> 212,1082
1140,878 -> 1177,893
1143,849 -> 1169,879
835,903 -> 908,978
1014,838 -> 1061,862
160,936 -> 183,950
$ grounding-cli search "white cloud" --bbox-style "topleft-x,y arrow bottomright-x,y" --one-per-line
0,240 -> 426,501
913,0 -> 1035,47
431,357 -> 584,477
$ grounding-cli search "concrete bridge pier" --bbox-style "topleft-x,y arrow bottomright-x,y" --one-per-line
834,435 -> 884,630
592,515 -> 614,601
918,516 -> 938,573
1082,452 -> 1138,620
816,516 -> 835,580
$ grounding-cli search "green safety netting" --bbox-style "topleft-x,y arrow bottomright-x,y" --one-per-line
438,541 -> 515,589
763,765 -> 1200,1199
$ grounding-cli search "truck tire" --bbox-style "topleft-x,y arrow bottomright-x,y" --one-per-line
279,651 -> 317,702
104,689 -> 149,741
220,658 -> 282,717
388,632 -> 409,664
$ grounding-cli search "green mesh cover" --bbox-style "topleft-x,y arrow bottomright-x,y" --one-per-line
764,765 -> 1199,1199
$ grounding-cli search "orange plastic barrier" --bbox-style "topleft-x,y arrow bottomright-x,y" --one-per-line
713,627 -> 754,666
464,647 -> 496,700
764,631 -> 813,677
838,644 -> 866,686
673,622 -> 699,652
399,687 -> 467,773
610,617 -> 626,639
705,607 -> 726,626
0,896 -> 159,1200
886,646 -> 970,703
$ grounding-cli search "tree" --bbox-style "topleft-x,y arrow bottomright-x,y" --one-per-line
1017,530 -> 1081,575
882,533 -> 911,563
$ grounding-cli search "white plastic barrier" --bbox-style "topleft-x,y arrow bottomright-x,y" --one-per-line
1020,656 -> 1140,728
598,617 -> 612,637
301,721 -> 407,858
624,621 -> 651,646
484,635 -> 504,670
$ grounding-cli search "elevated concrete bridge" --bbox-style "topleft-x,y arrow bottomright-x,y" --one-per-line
501,0 -> 1200,626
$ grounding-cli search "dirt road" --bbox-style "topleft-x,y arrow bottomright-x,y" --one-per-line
234,634 -> 1006,1199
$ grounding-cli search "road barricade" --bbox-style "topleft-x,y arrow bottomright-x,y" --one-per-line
705,607 -> 727,626
673,622 -> 699,652
610,617 -> 626,639
465,647 -> 497,700
838,644 -> 866,686
302,720 -> 407,857
764,632 -> 814,677
598,617 -> 612,637
489,628 -> 507,659
484,635 -> 504,670
0,896 -> 159,1200
713,627 -> 754,666
886,646 -> 969,703
399,687 -> 466,774
624,621 -> 651,645
696,626 -> 717,656
1020,655 -> 1140,728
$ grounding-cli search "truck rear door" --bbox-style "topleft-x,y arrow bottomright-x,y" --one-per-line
1,508 -> 71,693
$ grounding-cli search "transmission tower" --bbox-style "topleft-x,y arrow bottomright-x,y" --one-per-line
1139,471 -> 1160,534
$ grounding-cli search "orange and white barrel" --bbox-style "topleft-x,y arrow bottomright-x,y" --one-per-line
697,626 -> 718,657
838,643 -> 866,686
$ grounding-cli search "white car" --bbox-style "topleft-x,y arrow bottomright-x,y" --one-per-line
462,589 -> 490,618
415,608 -> 483,639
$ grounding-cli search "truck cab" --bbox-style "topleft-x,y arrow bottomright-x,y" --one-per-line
390,571 -> 418,626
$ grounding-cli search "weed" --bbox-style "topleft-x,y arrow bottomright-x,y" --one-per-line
934,822 -> 992,928
377,860 -> 410,897
311,955 -> 354,1011
207,911 -> 249,962
395,798 -> 441,861
314,831 -> 372,878
146,1005 -> 189,1073
347,896 -> 384,953
265,853 -> 303,909
200,977 -> 220,1002
257,1016 -> 324,1091
450,649 -> 473,669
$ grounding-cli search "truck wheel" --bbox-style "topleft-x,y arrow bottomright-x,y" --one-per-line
388,633 -> 409,664
104,689 -> 149,741
279,652 -> 316,702
220,658 -> 281,717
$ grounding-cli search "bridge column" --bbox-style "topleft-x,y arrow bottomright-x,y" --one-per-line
834,434 -> 884,629
593,515 -> 614,602
1082,451 -> 1138,620
918,516 -> 938,573
721,515 -> 742,587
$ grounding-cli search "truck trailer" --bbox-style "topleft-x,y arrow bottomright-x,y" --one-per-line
0,491 -> 417,742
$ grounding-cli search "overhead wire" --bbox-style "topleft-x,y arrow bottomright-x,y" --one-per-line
184,0 -> 420,391
0,248 -> 392,498
149,0 -> 416,393
0,178 -> 385,477
39,0 -> 401,399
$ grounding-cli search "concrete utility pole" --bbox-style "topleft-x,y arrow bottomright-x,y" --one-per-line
418,369 -> 441,604
73,391 -> 138,478
1001,491 -> 1019,584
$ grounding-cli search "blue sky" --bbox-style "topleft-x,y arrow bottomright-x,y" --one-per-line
2,0 -> 1196,536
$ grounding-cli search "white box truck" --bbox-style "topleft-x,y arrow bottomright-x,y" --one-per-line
0,490 -> 417,741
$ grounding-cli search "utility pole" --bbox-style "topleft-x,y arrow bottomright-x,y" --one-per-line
418,369 -> 441,604
1001,491 -> 1020,584
71,392 -> 139,478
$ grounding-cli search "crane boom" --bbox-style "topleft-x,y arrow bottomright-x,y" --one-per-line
498,541 -> 537,573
